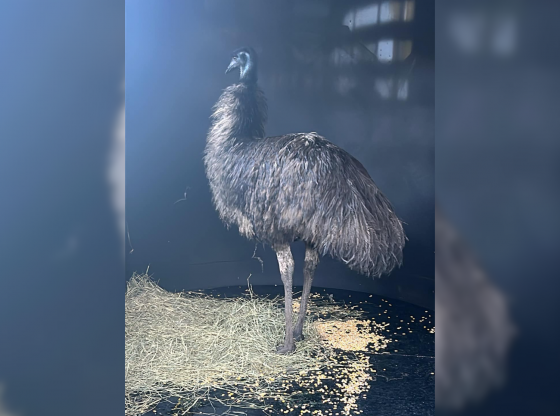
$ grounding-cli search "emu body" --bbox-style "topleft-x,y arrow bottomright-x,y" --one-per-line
204,47 -> 405,353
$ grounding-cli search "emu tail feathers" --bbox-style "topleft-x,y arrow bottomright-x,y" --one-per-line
311,159 -> 405,278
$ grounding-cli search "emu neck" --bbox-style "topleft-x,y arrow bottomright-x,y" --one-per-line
240,61 -> 257,83
207,82 -> 267,149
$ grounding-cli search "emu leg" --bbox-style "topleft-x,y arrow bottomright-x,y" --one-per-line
275,244 -> 295,354
294,245 -> 319,341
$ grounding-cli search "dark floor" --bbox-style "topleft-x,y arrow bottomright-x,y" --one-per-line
142,285 -> 434,416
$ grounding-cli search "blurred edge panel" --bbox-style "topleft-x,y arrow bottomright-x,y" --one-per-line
436,0 -> 560,415
0,1 -> 124,416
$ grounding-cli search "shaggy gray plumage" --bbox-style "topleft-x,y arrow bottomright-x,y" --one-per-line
204,47 -> 405,353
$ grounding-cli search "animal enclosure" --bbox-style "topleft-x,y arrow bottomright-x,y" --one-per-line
126,0 -> 434,414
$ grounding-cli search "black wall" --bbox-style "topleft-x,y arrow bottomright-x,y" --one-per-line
126,0 -> 435,309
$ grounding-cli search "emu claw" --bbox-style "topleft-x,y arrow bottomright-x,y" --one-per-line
276,343 -> 296,354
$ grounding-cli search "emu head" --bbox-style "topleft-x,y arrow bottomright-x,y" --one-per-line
225,47 -> 258,83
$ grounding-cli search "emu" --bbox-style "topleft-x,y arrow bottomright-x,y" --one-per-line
204,47 -> 405,354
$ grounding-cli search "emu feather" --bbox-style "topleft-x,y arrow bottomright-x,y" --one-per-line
204,47 -> 405,353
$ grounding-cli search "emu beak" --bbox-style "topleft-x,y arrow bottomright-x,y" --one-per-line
225,58 -> 238,74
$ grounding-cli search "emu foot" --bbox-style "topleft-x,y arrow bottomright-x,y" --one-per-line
276,343 -> 296,354
293,329 -> 304,342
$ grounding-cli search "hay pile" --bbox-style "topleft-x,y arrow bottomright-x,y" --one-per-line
125,274 -> 389,416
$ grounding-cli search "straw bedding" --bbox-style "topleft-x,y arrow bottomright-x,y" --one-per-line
125,274 -> 390,416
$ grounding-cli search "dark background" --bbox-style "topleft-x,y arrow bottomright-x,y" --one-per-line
126,0 -> 435,309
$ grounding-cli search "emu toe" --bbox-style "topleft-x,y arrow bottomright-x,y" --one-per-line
276,343 -> 296,354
